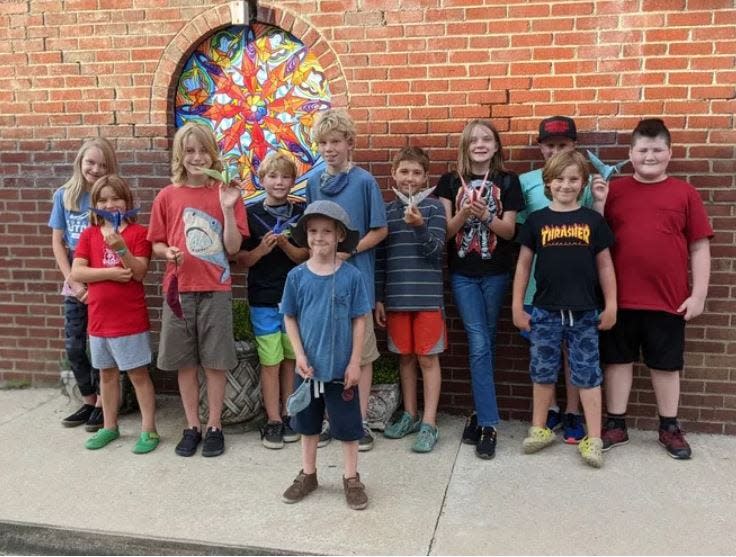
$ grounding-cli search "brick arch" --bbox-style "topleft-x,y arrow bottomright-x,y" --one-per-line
149,1 -> 349,135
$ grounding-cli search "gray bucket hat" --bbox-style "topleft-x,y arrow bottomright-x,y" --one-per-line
291,200 -> 360,253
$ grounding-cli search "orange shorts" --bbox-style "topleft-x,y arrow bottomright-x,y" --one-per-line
386,310 -> 446,356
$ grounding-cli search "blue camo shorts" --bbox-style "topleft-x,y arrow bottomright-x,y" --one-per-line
528,307 -> 602,389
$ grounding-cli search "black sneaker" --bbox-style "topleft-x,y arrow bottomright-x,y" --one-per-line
261,421 -> 285,449
462,413 -> 480,445
61,404 -> 95,427
175,427 -> 202,457
475,426 -> 497,459
359,422 -> 374,452
84,407 -> 104,432
202,427 -> 225,457
282,416 -> 300,443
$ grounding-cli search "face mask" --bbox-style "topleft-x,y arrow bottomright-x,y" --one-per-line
286,378 -> 312,415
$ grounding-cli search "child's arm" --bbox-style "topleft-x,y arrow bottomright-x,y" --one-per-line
275,234 -> 309,264
345,227 -> 388,259
374,236 -> 387,326
102,230 -> 148,282
152,242 -> 182,265
344,314 -> 366,389
407,203 -> 446,263
238,232 -> 277,267
596,248 -> 617,330
70,258 -> 133,284
677,238 -> 711,321
219,184 -> 245,255
284,315 -> 313,379
441,198 -> 472,238
590,175 -> 609,215
52,229 -> 87,302
511,245 -> 533,331
474,201 -> 517,240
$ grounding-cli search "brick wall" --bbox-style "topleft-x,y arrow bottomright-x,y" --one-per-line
1,0 -> 734,433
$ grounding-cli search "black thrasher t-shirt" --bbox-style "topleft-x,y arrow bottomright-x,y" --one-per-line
517,206 -> 614,311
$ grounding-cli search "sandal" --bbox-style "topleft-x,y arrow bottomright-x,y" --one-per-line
132,431 -> 160,454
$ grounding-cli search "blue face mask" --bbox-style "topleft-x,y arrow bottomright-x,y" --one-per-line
286,378 -> 312,415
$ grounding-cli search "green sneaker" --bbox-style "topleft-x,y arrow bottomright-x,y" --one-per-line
579,436 -> 603,468
132,431 -> 160,454
522,426 -> 556,454
412,423 -> 438,453
85,427 -> 120,450
383,411 -> 421,439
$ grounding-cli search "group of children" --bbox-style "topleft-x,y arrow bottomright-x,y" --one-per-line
50,109 -> 712,510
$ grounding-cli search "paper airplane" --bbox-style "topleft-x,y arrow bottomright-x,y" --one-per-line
391,186 -> 436,206
586,150 -> 628,180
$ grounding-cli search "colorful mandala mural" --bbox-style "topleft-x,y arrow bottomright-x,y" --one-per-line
174,24 -> 331,203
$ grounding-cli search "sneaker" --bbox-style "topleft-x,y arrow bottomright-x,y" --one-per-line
282,416 -> 300,443
359,422 -> 374,452
317,419 -> 332,448
658,423 -> 692,460
202,427 -> 225,457
522,426 -> 556,454
461,413 -> 480,445
384,411 -> 421,439
343,473 -> 368,510
578,436 -> 603,468
475,426 -> 497,459
412,423 -> 439,453
261,421 -> 285,450
62,404 -> 95,427
174,427 -> 202,457
84,427 -> 120,450
546,408 -> 563,431
282,469 -> 318,504
562,413 -> 586,444
132,431 -> 160,454
601,419 -> 629,452
84,406 -> 104,432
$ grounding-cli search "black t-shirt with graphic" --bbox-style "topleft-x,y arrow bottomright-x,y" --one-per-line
242,200 -> 306,306
517,207 -> 614,311
435,170 -> 525,276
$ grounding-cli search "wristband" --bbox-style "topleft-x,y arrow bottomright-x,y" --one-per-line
115,247 -> 128,256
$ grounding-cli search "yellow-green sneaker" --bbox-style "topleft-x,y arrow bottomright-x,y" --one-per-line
132,431 -> 160,454
85,427 -> 120,450
522,426 -> 556,454
579,436 -> 603,468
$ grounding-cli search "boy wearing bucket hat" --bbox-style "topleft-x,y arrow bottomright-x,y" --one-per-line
280,200 -> 372,510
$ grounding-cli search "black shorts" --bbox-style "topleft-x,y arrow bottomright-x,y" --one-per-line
290,378 -> 363,441
600,309 -> 685,371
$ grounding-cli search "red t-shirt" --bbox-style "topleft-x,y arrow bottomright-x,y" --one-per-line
604,175 -> 713,315
74,223 -> 152,337
147,184 -> 249,292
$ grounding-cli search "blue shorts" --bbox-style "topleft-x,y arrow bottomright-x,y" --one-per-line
90,332 -> 151,372
290,378 -> 363,442
529,307 -> 602,389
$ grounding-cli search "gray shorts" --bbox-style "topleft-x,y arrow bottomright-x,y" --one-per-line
158,291 -> 237,371
90,332 -> 152,372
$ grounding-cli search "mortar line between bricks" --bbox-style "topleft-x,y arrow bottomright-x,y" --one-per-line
426,435 -> 463,556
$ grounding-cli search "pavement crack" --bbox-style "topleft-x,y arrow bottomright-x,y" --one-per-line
426,434 -> 463,555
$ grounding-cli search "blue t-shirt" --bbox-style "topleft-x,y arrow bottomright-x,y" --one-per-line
48,187 -> 91,252
305,166 -> 387,308
280,262 -> 371,382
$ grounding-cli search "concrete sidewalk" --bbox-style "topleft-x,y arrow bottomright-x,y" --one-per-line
0,388 -> 734,555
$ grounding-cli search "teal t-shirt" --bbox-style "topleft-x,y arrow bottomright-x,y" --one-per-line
516,168 -> 595,305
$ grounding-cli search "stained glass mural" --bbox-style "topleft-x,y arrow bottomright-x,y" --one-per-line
175,24 -> 331,203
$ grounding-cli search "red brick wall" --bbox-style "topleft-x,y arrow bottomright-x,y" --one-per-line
1,0 -> 734,433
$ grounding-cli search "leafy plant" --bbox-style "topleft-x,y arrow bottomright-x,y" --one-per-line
232,299 -> 255,342
372,353 -> 399,384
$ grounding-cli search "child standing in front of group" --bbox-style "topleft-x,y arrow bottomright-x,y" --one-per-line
375,147 -> 446,453
239,153 -> 308,449
600,118 -> 713,460
305,109 -> 387,451
50,137 -> 118,433
280,201 -> 372,510
148,122 -> 249,458
512,151 -> 617,468
436,119 -> 525,460
70,175 -> 159,453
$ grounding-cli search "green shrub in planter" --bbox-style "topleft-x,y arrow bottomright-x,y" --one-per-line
372,353 -> 399,385
232,299 -> 255,342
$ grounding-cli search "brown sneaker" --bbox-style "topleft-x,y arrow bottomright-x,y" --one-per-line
282,470 -> 318,504
343,473 -> 368,510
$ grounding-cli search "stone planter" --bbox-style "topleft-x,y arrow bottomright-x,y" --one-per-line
60,369 -> 137,414
198,339 -> 264,430
366,383 -> 401,431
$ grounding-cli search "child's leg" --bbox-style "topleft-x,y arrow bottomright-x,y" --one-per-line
127,366 -> 157,432
99,367 -> 120,429
178,365 -> 201,429
342,440 -> 359,479
561,348 -> 581,414
399,355 -> 419,418
64,298 -> 98,405
532,384 -> 555,428
417,354 -> 441,426
604,363 -> 634,414
280,358 -> 296,414
301,434 -> 318,474
650,369 -> 680,416
203,367 -> 226,430
261,362 -> 282,422
579,386 -> 602,438
358,363 -> 373,419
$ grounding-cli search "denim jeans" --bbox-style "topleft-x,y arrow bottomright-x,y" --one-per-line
63,297 -> 98,396
450,272 -> 510,427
